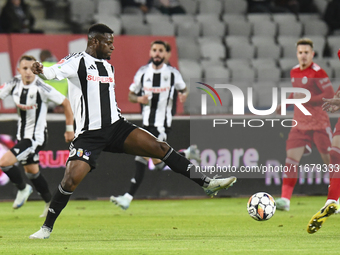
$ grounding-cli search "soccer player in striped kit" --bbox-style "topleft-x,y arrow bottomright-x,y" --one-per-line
0,55 -> 74,217
29,24 -> 236,239
110,40 -> 200,210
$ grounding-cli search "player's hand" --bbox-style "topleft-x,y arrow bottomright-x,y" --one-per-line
31,62 -> 43,75
293,92 -> 306,99
137,95 -> 149,105
178,92 -> 188,103
322,98 -> 340,112
335,90 -> 340,98
276,104 -> 281,114
64,131 -> 74,143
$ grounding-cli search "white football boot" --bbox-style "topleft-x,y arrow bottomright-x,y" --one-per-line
110,193 -> 133,210
13,184 -> 33,209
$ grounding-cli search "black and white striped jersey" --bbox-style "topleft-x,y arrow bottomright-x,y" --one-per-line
42,52 -> 121,137
129,63 -> 186,128
0,75 -> 65,145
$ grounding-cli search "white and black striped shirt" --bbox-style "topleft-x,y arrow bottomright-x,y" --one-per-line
42,52 -> 121,137
129,63 -> 186,128
0,75 -> 65,144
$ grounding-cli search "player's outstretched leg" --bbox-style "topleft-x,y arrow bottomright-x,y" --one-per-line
307,202 -> 338,234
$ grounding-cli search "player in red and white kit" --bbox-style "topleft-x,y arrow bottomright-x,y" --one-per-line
306,49 -> 340,234
276,38 -> 334,211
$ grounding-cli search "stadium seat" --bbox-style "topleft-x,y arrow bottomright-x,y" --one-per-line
226,19 -> 252,36
222,14 -> 247,23
69,0 -> 96,25
328,59 -> 340,79
277,36 -> 298,58
93,15 -> 122,35
225,35 -> 249,45
199,41 -> 226,61
203,65 -> 230,80
96,0 -> 121,15
150,21 -> 175,36
229,66 -> 256,83
197,36 -> 222,44
176,21 -> 201,37
252,20 -> 277,37
196,14 -> 220,23
178,0 -> 198,14
247,13 -> 272,23
226,58 -> 251,69
121,14 -> 144,29
200,59 -> 225,69
176,37 -> 201,61
252,39 -> 281,59
171,14 -> 195,24
326,35 -> 340,58
314,0 -> 329,16
272,13 -> 297,23
145,14 -> 170,24
298,13 -> 321,23
124,23 -> 151,35
227,41 -> 255,59
251,58 -> 277,69
303,20 -> 328,36
278,58 -> 298,78
277,20 -> 303,37
255,66 -> 281,82
122,6 -> 144,14
201,20 -> 226,37
197,0 -> 222,14
223,0 -> 247,14
178,59 -> 203,81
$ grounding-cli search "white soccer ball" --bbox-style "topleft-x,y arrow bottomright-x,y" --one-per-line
247,192 -> 276,221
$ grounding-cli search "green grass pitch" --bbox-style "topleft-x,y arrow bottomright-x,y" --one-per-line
0,196 -> 339,254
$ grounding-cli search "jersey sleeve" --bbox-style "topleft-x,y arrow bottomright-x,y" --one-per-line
37,79 -> 65,105
43,53 -> 81,81
173,69 -> 186,90
310,69 -> 334,103
0,78 -> 17,100
129,67 -> 144,94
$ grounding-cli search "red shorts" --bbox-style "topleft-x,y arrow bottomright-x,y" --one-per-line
333,118 -> 340,137
286,127 -> 332,155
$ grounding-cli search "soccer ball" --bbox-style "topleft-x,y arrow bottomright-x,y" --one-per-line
247,192 -> 276,221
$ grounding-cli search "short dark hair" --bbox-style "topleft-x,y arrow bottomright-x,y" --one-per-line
19,55 -> 36,63
88,23 -> 114,36
296,38 -> 313,49
151,40 -> 167,49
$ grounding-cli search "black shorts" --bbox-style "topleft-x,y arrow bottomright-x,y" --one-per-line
67,118 -> 137,170
142,126 -> 171,142
10,139 -> 46,166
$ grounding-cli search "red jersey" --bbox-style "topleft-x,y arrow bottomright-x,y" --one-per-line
290,62 -> 334,130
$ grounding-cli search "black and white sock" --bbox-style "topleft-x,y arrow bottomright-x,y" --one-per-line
2,165 -> 26,190
127,156 -> 147,196
26,171 -> 52,203
43,184 -> 72,230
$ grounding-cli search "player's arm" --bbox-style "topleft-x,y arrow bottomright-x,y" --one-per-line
174,69 -> 188,103
310,72 -> 334,105
0,80 -> 15,100
128,91 -> 149,105
61,98 -> 74,142
128,67 -> 148,104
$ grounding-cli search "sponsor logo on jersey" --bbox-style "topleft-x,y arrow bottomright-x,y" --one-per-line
0,83 -> 5,89
143,86 -> 170,93
87,75 -> 114,83
88,64 -> 96,70
83,155 -> 89,160
84,150 -> 91,156
77,148 -> 83,157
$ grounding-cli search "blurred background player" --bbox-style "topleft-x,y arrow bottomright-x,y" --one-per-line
0,134 -> 16,186
0,55 -> 74,217
306,48 -> 340,234
39,49 -> 68,113
275,38 -> 334,211
110,40 -> 200,210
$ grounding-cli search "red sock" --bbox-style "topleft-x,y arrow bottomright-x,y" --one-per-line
281,158 -> 299,200
327,147 -> 340,201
